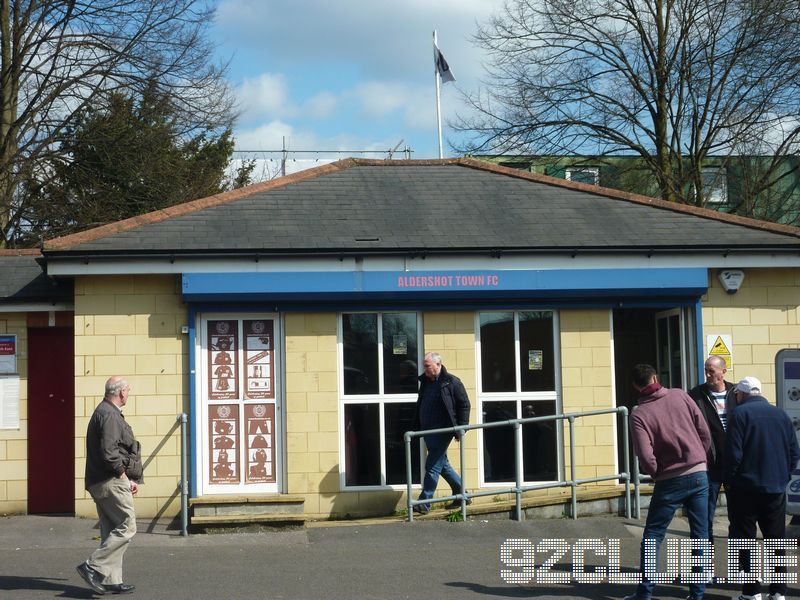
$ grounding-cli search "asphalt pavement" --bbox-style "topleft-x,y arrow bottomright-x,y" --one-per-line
1,512 -> 799,599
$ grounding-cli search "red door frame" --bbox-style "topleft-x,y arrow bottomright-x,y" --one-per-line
27,326 -> 75,514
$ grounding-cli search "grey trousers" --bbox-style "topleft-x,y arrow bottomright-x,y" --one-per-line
86,477 -> 136,585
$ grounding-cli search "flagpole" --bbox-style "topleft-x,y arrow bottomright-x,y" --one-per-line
433,30 -> 444,159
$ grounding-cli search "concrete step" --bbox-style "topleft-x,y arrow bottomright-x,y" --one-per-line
190,494 -> 305,517
191,513 -> 306,525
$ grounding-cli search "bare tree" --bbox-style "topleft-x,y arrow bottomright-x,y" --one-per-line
458,0 -> 800,211
0,0 -> 236,247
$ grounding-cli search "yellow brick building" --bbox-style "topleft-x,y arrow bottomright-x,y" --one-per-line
2,159 -> 800,522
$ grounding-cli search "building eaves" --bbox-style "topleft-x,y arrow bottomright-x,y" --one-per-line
0,249 -> 73,303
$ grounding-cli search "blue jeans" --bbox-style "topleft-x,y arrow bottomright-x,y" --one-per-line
634,471 -> 709,600
418,434 -> 462,508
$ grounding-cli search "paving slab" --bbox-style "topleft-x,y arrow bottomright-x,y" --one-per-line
1,514 -> 798,599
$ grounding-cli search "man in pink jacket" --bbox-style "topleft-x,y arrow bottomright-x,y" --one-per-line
623,364 -> 712,600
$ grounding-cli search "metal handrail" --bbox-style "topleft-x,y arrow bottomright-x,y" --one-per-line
177,413 -> 189,537
632,456 -> 653,519
404,406 -> 631,522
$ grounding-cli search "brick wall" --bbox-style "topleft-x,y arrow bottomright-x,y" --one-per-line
559,309 -> 616,482
0,313 -> 27,514
74,275 -> 188,518
284,313 -> 339,515
702,267 -> 800,400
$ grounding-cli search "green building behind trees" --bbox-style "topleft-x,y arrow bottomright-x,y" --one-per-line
475,155 -> 800,227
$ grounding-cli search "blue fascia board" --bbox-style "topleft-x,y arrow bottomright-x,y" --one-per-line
182,268 -> 707,302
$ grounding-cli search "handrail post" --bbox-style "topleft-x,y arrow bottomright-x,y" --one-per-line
458,428 -> 467,519
633,456 -> 641,519
405,432 -> 414,522
621,407 -> 631,518
568,416 -> 577,520
514,421 -> 522,521
178,413 -> 188,537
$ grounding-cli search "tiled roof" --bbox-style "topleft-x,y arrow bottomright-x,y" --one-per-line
43,159 -> 800,256
0,251 -> 73,302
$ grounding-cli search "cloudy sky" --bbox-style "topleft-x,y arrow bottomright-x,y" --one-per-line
212,0 -> 505,162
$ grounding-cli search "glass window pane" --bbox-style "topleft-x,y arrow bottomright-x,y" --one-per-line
566,167 -> 599,186
519,311 -> 555,392
384,402 -> 421,485
521,401 -> 558,481
382,313 -> 419,395
480,312 -> 515,392
342,314 -> 379,395
657,317 -> 670,386
344,404 -> 380,486
482,401 -> 517,482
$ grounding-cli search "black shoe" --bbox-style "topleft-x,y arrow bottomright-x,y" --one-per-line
76,562 -> 106,595
412,503 -> 430,515
104,583 -> 135,594
447,492 -> 473,509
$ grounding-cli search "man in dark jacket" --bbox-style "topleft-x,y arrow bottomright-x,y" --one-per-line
76,376 -> 142,595
688,355 -> 736,541
413,352 -> 471,514
726,376 -> 800,600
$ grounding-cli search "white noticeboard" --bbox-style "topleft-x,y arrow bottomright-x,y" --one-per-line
0,374 -> 20,429
777,349 -> 800,515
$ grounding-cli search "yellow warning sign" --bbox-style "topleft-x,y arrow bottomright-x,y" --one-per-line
709,336 -> 731,356
707,334 -> 733,369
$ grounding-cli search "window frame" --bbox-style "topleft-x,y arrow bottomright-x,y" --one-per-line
337,311 -> 423,490
565,166 -> 600,186
700,167 -> 728,205
475,310 -> 563,487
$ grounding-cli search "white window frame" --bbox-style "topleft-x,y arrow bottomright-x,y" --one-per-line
475,310 -> 563,487
701,167 -> 728,204
337,311 -> 423,491
565,167 -> 600,186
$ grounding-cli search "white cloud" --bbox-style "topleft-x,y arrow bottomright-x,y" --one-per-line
349,82 -> 410,117
234,120 -> 297,151
304,91 -> 338,119
215,0 -> 504,82
216,0 -> 503,158
233,118 -> 414,158
345,79 -> 453,132
236,73 -> 292,122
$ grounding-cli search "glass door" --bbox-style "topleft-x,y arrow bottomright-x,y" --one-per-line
655,309 -> 687,388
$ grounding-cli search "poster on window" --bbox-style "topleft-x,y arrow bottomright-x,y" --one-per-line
392,334 -> 408,355
209,404 -> 240,484
208,320 -> 239,400
0,335 -> 17,374
244,320 -> 274,400
245,403 -> 276,483
528,349 -> 543,370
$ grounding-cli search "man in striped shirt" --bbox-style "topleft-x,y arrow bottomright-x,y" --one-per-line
689,355 -> 736,543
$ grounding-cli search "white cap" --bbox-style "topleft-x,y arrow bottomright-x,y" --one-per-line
735,376 -> 762,394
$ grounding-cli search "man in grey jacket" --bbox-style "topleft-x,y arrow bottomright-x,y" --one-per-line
76,376 -> 142,595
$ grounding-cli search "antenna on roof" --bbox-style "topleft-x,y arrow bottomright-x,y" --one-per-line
388,140 -> 404,160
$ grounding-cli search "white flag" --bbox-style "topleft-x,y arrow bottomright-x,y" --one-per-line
434,43 -> 455,83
